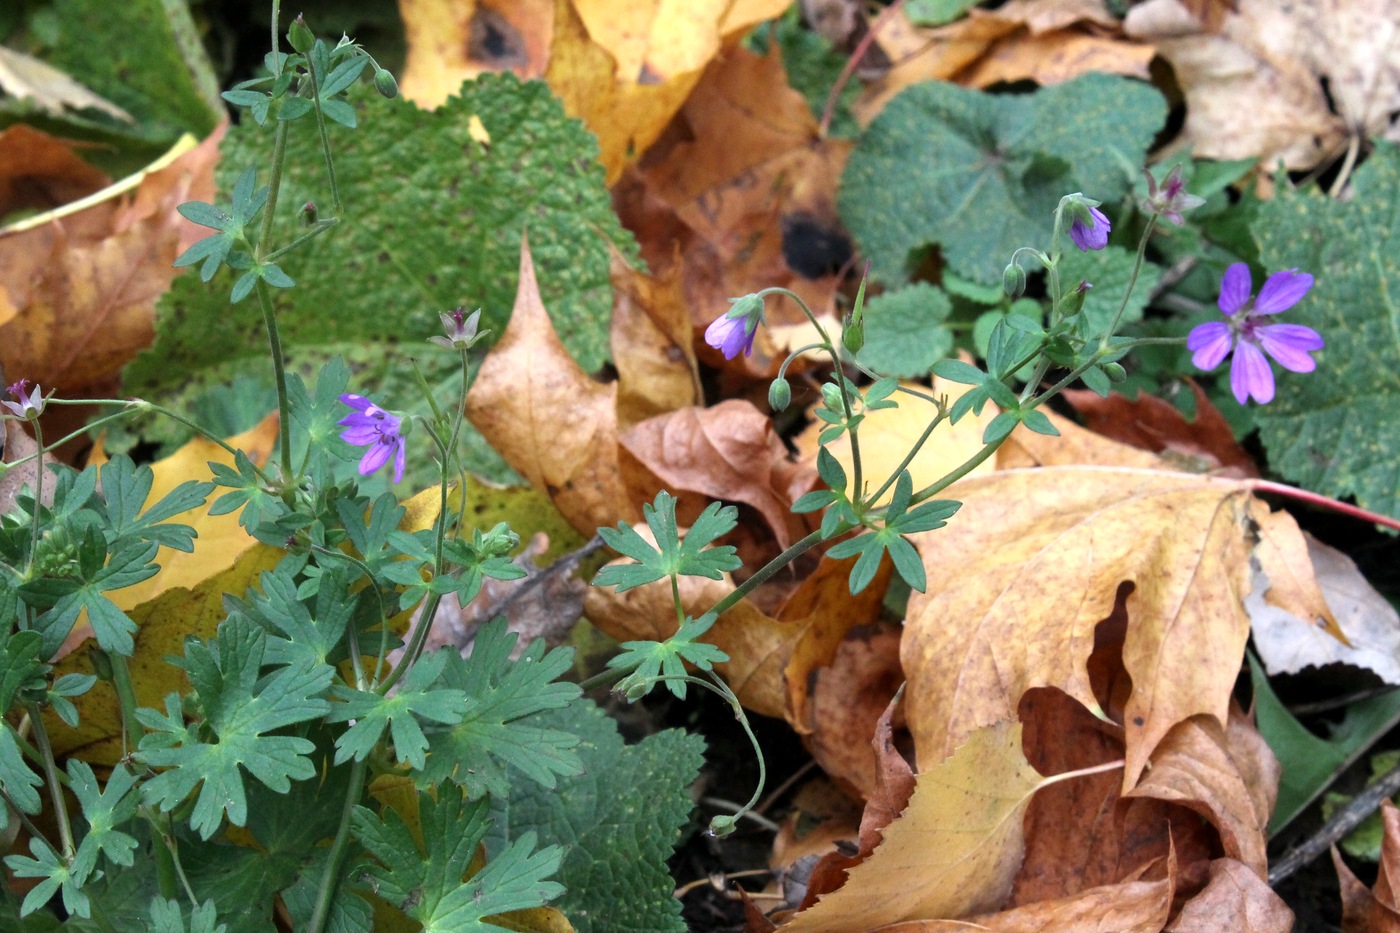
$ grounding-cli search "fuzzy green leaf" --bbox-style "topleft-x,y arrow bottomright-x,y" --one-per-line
489,699 -> 705,933
840,74 -> 1164,285
1252,142 -> 1400,519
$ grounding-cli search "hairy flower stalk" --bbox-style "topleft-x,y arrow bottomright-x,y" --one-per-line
1187,263 -> 1323,404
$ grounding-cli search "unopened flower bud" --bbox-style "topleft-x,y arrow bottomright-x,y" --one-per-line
373,68 -> 399,99
287,14 -> 315,54
1061,280 -> 1092,317
302,201 -> 317,225
768,378 -> 791,411
1103,362 -> 1127,383
842,319 -> 865,354
1002,262 -> 1026,299
821,382 -> 843,411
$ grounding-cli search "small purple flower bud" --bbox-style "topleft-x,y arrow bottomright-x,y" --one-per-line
1068,205 -> 1111,251
288,14 -> 315,54
704,294 -> 765,360
302,201 -> 318,225
2,379 -> 47,420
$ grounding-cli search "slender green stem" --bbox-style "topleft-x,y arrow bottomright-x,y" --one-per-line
0,785 -> 57,855
23,416 -> 44,577
108,654 -> 146,756
256,121 -> 291,255
302,45 -> 343,212
707,529 -> 825,620
1100,215 -> 1158,347
864,406 -> 951,506
136,401 -> 275,483
26,703 -> 74,859
305,756 -> 368,933
909,439 -> 1005,506
263,217 -> 340,262
378,592 -> 441,695
253,279 -> 295,484
269,0 -> 282,75
578,665 -> 629,694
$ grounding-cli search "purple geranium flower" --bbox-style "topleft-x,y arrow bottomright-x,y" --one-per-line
1187,263 -> 1323,405
338,394 -> 406,482
1069,205 -> 1111,251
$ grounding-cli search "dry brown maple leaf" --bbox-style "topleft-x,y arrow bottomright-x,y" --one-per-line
900,464 -> 1327,790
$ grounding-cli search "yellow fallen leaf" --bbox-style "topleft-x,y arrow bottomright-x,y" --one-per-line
780,721 -> 1042,931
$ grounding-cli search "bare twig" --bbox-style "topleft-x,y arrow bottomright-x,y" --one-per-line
1270,757 -> 1400,885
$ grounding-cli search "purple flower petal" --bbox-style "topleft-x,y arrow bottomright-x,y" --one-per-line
705,313 -> 755,359
359,439 -> 393,475
1068,206 -> 1110,251
392,441 -> 406,483
1187,321 -> 1233,371
1230,340 -> 1275,405
1257,323 -> 1324,372
1253,269 -> 1314,315
1218,264 -> 1252,315
339,393 -> 372,412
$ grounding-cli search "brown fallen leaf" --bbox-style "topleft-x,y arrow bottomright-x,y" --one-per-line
609,248 -> 700,428
617,44 -> 852,370
1336,801 -> 1400,932
899,465 -> 1315,789
546,0 -> 791,183
620,399 -> 809,550
779,721 -> 1044,931
856,1 -> 1152,124
466,236 -> 636,535
0,125 -> 223,396
1124,0 -> 1400,170
399,0 -> 554,105
1063,382 -> 1258,479
1164,858 -> 1293,932
0,417 -> 57,516
0,124 -> 110,222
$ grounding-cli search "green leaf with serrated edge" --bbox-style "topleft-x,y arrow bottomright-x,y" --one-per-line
20,537 -> 158,656
1250,654 -> 1400,835
840,74 -> 1164,285
595,492 -> 741,592
135,617 -> 333,839
0,629 -> 46,712
609,612 -> 729,700
354,783 -> 564,929
417,619 -> 582,796
1250,142 -> 1400,519
68,761 -> 140,887
150,898 -> 226,933
5,837 -> 85,918
488,699 -> 705,933
329,648 -> 467,769
857,283 -> 954,378
0,726 -> 42,828
127,76 -> 636,459
1057,244 -> 1163,339
228,567 -> 354,668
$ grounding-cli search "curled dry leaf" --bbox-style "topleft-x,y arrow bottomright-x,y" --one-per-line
856,0 -> 1153,124
609,248 -> 700,427
1250,535 -> 1400,684
1164,859 -> 1294,932
466,237 -> 636,535
0,125 -> 222,396
1335,800 -> 1400,932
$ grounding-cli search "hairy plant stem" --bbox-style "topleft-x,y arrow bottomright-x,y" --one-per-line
305,756 -> 368,933
23,416 -> 45,577
1101,214 -> 1158,349
26,703 -> 74,859
254,279 -> 295,488
302,46 -> 343,212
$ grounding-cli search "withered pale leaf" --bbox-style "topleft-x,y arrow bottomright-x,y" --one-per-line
780,721 -> 1041,932
466,236 -> 634,535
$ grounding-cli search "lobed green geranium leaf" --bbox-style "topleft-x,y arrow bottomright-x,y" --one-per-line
329,649 -> 467,769
609,612 -> 730,700
595,492 -> 742,592
840,73 -> 1164,285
